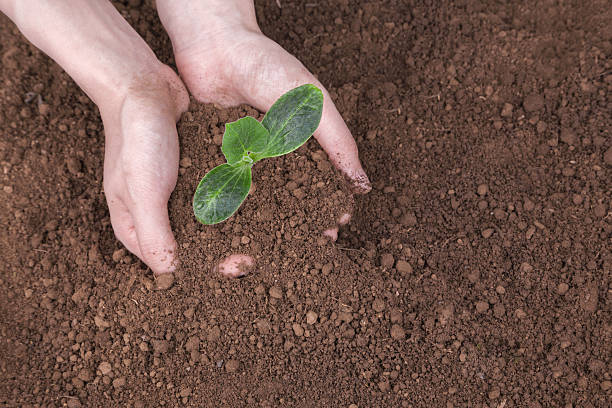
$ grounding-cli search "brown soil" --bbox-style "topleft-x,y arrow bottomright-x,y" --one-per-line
1,0 -> 611,407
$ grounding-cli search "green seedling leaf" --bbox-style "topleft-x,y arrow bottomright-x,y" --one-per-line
221,116 -> 270,165
193,84 -> 324,225
256,84 -> 323,160
193,163 -> 252,224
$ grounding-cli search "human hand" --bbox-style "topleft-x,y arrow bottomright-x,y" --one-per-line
101,67 -> 188,275
0,0 -> 188,274
157,0 -> 371,276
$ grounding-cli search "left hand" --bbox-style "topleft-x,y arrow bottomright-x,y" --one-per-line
156,0 -> 371,275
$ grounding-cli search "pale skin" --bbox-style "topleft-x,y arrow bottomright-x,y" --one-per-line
0,0 -> 371,277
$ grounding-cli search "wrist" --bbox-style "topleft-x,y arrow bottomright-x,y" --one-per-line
98,64 -> 189,132
4,0 -> 176,109
156,0 -> 260,54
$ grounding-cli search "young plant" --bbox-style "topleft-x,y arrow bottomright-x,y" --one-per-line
193,84 -> 324,224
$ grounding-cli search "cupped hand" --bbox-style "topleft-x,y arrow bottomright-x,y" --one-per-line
157,4 -> 371,276
173,30 -> 371,194
100,66 -> 189,275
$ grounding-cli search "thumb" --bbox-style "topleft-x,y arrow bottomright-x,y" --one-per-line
314,88 -> 371,194
131,202 -> 177,275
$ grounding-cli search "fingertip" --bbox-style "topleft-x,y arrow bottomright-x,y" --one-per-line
338,213 -> 351,225
345,168 -> 372,194
313,94 -> 371,194
215,254 -> 255,278
131,204 -> 178,275
323,227 -> 339,241
141,238 -> 178,276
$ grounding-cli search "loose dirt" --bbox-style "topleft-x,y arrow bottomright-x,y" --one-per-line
1,0 -> 610,407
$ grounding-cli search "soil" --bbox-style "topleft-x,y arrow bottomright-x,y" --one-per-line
1,0 -> 611,407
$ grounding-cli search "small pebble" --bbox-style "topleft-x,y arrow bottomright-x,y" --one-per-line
501,103 -> 513,117
179,157 -> 192,168
557,283 -> 569,295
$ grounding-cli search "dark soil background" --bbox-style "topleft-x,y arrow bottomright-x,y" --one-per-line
1,0 -> 611,407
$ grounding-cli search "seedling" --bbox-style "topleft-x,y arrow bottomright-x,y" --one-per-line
193,84 -> 324,224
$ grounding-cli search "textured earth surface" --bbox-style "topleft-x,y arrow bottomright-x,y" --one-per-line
1,0 -> 610,407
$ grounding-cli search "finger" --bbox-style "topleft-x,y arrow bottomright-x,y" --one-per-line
107,195 -> 143,260
314,90 -> 371,194
323,227 -> 339,241
323,212 -> 352,241
338,213 -> 351,225
130,201 -> 177,275
214,254 -> 255,278
238,42 -> 371,194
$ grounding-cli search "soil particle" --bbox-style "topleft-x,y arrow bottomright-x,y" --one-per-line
593,203 -> 607,218
477,184 -> 489,196
523,94 -> 545,112
560,128 -> 577,145
185,336 -> 200,352
481,228 -> 494,239
306,311 -> 318,325
501,103 -> 513,117
292,323 -> 304,337
380,253 -> 395,269
98,362 -> 112,376
154,273 -> 174,290
269,286 -> 283,299
604,146 -> 612,165
225,359 -> 239,373
515,309 -> 527,319
488,387 -> 501,400
475,301 -> 490,313
77,369 -> 93,382
372,298 -> 386,313
152,339 -> 170,354
396,260 -> 412,274
557,283 -> 569,295
581,284 -> 599,313
389,309 -> 403,324
112,377 -> 126,388
390,324 -> 405,340
66,399 -> 82,408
